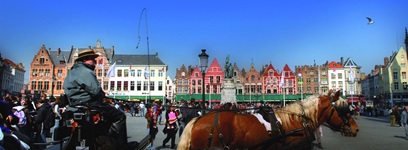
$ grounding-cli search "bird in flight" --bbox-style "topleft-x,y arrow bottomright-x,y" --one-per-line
366,17 -> 374,25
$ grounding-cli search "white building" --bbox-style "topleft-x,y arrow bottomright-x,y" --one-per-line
1,58 -> 25,94
106,53 -> 167,103
165,75 -> 175,103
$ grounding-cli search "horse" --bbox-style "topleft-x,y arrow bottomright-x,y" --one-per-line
177,90 -> 358,150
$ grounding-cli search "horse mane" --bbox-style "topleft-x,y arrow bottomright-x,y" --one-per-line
276,95 -> 321,125
178,117 -> 199,149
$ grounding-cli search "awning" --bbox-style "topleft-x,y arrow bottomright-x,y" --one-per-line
107,95 -> 164,101
346,97 -> 367,103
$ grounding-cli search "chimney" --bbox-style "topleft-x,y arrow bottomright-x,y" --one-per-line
156,52 -> 158,58
111,46 -> 115,55
57,48 -> 61,56
384,57 -> 389,66
340,57 -> 344,65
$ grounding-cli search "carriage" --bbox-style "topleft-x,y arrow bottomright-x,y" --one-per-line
178,90 -> 359,150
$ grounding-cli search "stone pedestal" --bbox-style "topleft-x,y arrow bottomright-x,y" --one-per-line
221,78 -> 236,104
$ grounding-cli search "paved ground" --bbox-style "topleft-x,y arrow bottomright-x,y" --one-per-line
48,112 -> 408,149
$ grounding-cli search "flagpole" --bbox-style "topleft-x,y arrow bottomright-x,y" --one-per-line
137,8 -> 152,103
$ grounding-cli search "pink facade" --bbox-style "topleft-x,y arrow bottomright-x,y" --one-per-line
204,58 -> 224,94
262,64 -> 280,94
190,66 -> 202,94
281,64 -> 297,94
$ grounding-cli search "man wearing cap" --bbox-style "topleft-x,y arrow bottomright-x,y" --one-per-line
63,49 -> 128,148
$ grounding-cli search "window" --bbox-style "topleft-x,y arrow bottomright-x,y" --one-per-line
402,72 -> 406,79
117,69 -> 122,77
403,82 -> 407,89
130,70 -> 135,77
124,69 -> 129,77
98,69 -> 102,77
143,81 -> 148,91
192,80 -> 196,85
393,72 -> 398,80
104,81 -> 108,90
56,81 -> 62,90
314,78 -> 318,83
40,58 -> 45,64
58,69 -> 62,77
338,81 -> 343,87
331,73 -> 336,79
306,78 -> 311,85
150,70 -> 155,77
137,81 -> 141,91
195,73 -> 199,77
150,81 -> 155,91
210,76 -> 214,83
116,81 -> 122,91
314,87 -> 319,94
158,70 -> 163,77
158,81 -> 163,91
110,81 -> 115,90
39,69 -> 44,77
124,81 -> 128,91
338,73 -> 342,79
394,82 -> 399,90
137,70 -> 142,77
38,81 -> 43,90
216,76 -> 220,82
31,81 -> 36,90
198,80 -> 202,85
251,75 -> 255,82
130,81 -> 135,91
44,81 -> 49,90
45,69 -> 50,77
32,69 -> 38,76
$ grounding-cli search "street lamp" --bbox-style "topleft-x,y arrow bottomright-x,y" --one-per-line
198,49 -> 209,108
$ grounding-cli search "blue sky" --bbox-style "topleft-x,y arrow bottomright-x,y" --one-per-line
1,0 -> 408,84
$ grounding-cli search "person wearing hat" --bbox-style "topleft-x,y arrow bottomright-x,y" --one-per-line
63,49 -> 128,148
162,104 -> 178,149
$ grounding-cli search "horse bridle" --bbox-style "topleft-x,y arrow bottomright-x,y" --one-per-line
326,95 -> 352,133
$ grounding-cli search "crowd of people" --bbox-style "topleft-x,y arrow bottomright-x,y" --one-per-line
0,91 -> 67,150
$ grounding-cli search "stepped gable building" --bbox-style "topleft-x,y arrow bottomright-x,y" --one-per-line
175,64 -> 191,95
206,58 -> 224,95
190,65 -> 202,94
232,63 -> 244,95
262,63 -> 279,94
244,63 -> 262,95
29,40 -> 114,97
281,64 -> 296,94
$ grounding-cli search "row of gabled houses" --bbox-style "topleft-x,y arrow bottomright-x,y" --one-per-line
174,56 -> 363,103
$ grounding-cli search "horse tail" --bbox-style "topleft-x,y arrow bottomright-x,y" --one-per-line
177,117 -> 198,150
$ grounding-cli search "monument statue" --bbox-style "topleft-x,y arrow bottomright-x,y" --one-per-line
224,55 -> 233,78
221,55 -> 236,104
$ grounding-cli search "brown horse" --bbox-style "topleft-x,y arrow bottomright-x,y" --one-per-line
177,91 -> 358,150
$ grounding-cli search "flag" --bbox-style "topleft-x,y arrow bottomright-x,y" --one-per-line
107,62 -> 116,77
144,66 -> 150,79
98,58 -> 104,67
280,71 -> 285,88
162,67 -> 165,72
349,66 -> 354,83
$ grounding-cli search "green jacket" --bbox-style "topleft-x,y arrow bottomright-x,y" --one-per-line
63,62 -> 105,106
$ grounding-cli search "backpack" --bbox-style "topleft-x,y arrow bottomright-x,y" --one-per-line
44,106 -> 56,129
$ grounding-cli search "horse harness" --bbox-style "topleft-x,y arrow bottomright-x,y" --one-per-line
249,104 -> 316,150
207,111 -> 229,149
